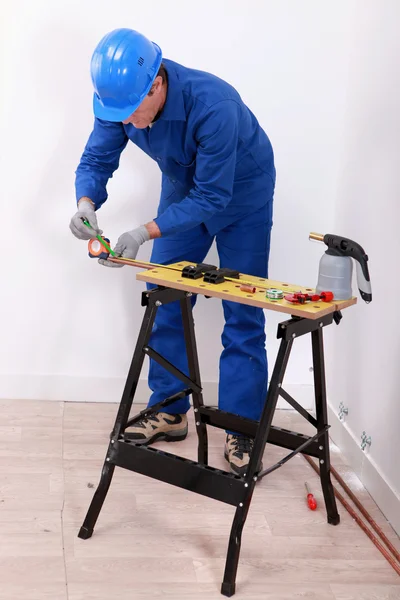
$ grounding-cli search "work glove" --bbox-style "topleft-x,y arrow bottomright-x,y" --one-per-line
99,225 -> 150,267
69,199 -> 103,240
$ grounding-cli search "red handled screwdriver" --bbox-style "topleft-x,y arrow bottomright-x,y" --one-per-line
305,482 -> 317,510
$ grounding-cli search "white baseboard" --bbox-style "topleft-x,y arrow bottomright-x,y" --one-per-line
328,404 -> 400,537
0,374 -> 314,409
0,374 -> 163,404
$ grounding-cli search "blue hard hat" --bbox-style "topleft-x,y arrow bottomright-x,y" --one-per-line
90,28 -> 162,122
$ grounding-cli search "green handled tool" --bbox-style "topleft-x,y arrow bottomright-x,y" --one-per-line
83,219 -> 117,257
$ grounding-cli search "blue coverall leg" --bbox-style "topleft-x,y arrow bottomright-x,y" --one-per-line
216,201 -> 273,423
147,200 -> 273,423
147,224 -> 214,415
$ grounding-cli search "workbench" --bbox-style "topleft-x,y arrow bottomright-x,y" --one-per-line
78,261 -> 357,596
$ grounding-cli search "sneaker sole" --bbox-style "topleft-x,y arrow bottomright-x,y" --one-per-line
124,427 -> 188,445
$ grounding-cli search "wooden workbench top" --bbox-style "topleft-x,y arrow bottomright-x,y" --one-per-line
136,261 -> 356,320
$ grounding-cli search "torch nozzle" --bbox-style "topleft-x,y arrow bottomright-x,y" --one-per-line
309,232 -> 324,242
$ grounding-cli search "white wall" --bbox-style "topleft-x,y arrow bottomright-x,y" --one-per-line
2,0 -> 399,532
325,0 -> 400,534
0,0 -> 355,405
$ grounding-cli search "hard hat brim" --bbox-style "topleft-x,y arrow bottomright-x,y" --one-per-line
92,94 -> 142,122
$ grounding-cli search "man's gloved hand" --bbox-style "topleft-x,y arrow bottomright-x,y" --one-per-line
70,199 -> 103,240
99,225 -> 151,267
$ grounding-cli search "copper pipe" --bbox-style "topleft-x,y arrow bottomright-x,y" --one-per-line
108,257 -> 162,269
330,464 -> 400,563
303,455 -> 400,577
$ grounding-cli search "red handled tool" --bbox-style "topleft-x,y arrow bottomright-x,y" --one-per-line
284,291 -> 334,304
305,482 -> 317,510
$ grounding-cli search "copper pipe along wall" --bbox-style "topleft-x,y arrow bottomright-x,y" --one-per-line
330,464 -> 400,563
303,455 -> 400,577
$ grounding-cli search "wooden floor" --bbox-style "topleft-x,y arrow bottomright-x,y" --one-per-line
0,400 -> 399,600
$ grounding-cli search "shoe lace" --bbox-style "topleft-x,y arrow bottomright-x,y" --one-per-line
137,414 -> 160,426
231,435 -> 253,457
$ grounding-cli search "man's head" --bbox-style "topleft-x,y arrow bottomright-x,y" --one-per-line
122,64 -> 167,129
90,28 -> 163,123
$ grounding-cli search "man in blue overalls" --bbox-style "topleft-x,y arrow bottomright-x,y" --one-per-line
70,28 -> 276,476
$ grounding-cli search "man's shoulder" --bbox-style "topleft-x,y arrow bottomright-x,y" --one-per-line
164,58 -> 241,109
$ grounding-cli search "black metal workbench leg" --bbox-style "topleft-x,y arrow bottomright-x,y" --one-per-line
311,327 -> 340,525
180,295 -> 208,465
78,300 -> 158,540
221,486 -> 255,598
78,460 -> 115,539
221,334 -> 294,596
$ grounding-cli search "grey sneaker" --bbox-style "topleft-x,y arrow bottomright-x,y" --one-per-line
124,412 -> 188,445
224,434 -> 262,477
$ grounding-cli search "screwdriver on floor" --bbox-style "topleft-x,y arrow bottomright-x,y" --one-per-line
305,482 -> 318,510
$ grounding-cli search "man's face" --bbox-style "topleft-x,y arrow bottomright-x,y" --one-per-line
122,76 -> 165,129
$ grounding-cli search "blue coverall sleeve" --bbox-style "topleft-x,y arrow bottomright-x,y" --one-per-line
75,118 -> 129,209
155,100 -> 240,236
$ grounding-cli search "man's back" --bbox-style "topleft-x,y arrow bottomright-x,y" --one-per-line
127,59 -> 275,186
